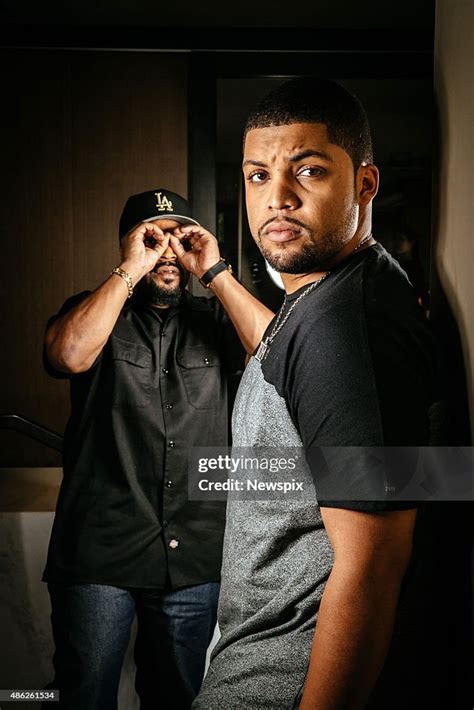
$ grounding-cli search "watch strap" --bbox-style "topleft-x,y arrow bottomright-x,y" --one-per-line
199,258 -> 232,288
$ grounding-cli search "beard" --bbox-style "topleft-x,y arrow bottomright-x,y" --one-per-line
136,272 -> 184,308
257,207 -> 358,274
146,281 -> 183,307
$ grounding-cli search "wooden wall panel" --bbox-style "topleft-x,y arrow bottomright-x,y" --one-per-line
69,52 -> 188,293
0,50 -> 187,466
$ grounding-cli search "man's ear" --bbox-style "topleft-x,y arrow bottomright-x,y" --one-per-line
356,164 -> 379,206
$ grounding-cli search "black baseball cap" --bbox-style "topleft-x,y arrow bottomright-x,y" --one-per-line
119,188 -> 199,240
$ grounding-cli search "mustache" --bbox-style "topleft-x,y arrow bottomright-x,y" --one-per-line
155,260 -> 180,270
257,216 -> 311,238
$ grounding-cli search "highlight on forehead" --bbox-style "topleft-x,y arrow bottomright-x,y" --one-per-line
243,78 -> 373,169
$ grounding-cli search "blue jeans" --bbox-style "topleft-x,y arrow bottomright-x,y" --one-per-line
46,582 -> 219,710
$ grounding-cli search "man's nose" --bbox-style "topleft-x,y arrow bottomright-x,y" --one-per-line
267,175 -> 301,212
160,245 -> 176,261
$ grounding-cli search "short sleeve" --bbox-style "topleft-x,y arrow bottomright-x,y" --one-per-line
284,297 -> 419,512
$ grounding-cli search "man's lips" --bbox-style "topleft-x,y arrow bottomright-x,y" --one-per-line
154,264 -> 180,277
262,222 -> 302,243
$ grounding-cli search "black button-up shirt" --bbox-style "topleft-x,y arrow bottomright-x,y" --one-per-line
43,290 -> 243,589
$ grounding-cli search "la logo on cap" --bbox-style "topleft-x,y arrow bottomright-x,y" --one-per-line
155,192 -> 173,212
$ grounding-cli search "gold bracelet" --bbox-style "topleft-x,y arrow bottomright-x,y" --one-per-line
111,266 -> 134,299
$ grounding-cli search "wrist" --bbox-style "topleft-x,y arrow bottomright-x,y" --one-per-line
193,256 -> 222,280
208,267 -> 232,292
118,261 -> 144,284
111,266 -> 134,299
199,258 -> 233,288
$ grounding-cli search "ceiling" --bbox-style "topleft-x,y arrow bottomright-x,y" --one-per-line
0,0 -> 435,30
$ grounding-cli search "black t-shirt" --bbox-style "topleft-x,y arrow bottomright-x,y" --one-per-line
43,290 -> 243,589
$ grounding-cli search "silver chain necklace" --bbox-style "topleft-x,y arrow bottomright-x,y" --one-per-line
254,233 -> 373,363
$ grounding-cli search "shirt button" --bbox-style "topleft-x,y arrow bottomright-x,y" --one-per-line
169,539 -> 179,549
203,357 -> 210,366
165,480 -> 173,488
165,403 -> 173,410
162,368 -> 169,375
162,331 -> 167,337
168,440 -> 175,448
163,520 -> 168,528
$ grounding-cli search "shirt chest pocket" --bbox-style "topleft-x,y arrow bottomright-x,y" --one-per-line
176,346 -> 221,411
109,336 -> 152,408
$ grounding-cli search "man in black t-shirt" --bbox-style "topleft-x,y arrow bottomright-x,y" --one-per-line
162,80 -> 441,709
43,189 -> 243,710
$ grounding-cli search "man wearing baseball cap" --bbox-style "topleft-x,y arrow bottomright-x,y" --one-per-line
42,189 -> 243,710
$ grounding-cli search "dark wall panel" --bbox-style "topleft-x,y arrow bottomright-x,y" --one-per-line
0,49 -> 187,466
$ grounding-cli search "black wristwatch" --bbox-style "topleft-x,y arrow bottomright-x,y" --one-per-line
199,258 -> 233,288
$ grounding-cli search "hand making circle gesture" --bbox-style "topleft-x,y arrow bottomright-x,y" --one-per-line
169,225 -> 222,279
120,222 -> 171,282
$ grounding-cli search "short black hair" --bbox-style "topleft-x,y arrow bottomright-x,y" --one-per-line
244,77 -> 373,169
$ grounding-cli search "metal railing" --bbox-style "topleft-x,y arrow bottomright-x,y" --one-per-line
0,414 -> 63,453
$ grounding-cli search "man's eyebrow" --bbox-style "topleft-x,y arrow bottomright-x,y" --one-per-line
289,149 -> 332,163
242,159 -> 267,168
242,150 -> 332,169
